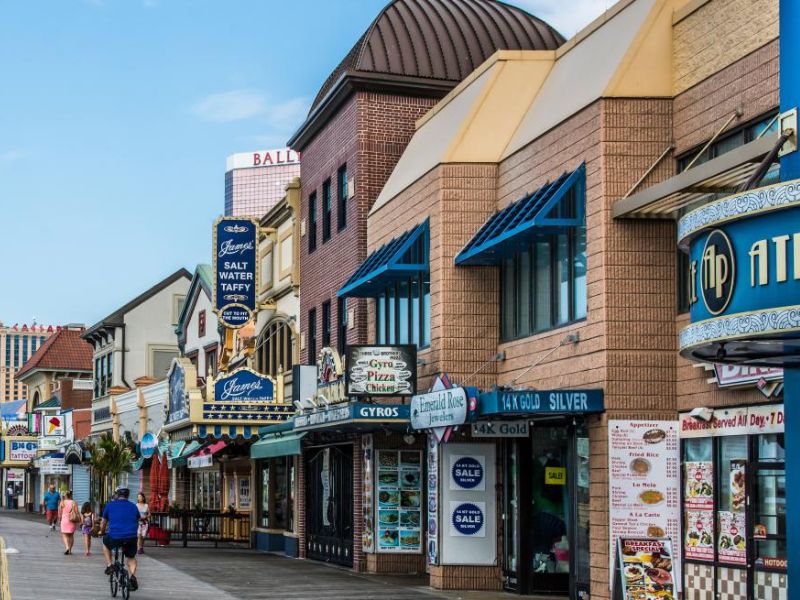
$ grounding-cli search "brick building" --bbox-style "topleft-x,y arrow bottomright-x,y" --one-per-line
285,0 -> 564,574
346,0 -> 788,597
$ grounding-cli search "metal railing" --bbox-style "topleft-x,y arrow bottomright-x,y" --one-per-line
147,510 -> 250,548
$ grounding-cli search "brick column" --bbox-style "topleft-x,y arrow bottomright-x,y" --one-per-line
297,451 -> 306,558
352,436 -> 364,571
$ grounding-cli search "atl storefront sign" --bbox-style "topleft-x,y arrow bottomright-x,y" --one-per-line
213,217 -> 259,328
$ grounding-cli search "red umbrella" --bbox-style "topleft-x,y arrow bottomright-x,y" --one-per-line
158,453 -> 169,511
148,452 -> 160,506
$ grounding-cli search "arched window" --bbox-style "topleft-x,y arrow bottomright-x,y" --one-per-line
32,390 -> 40,408
255,318 -> 296,378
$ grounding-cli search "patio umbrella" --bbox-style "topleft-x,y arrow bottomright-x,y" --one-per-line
148,452 -> 160,506
158,453 -> 169,511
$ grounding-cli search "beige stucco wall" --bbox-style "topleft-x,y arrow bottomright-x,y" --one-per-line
673,0 -> 778,94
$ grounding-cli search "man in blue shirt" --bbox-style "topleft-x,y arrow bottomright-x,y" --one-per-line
43,484 -> 61,531
100,487 -> 141,591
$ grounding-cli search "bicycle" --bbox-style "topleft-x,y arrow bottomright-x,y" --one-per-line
109,545 -> 130,599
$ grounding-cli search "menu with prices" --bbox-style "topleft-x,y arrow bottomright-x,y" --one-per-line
717,511 -> 746,565
376,450 -> 423,553
615,538 -> 676,600
684,462 -> 713,510
608,421 -> 680,591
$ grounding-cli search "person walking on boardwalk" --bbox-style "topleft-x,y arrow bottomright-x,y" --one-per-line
135,493 -> 149,555
80,502 -> 96,556
59,490 -> 79,554
43,484 -> 61,531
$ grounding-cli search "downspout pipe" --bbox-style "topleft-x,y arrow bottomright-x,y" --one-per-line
120,324 -> 130,389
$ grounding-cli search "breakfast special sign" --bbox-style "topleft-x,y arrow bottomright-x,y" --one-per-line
608,421 -> 680,592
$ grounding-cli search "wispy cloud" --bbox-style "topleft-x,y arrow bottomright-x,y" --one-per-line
191,90 -> 269,123
512,0 -> 612,38
192,90 -> 310,147
0,149 -> 30,162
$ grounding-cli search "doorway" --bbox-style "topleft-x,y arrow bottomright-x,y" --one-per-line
502,420 -> 590,597
305,444 -> 354,566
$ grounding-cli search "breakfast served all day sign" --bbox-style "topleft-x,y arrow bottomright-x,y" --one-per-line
608,421 -> 680,592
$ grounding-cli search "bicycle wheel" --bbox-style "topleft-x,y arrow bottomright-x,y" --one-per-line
109,571 -> 118,597
120,572 -> 129,600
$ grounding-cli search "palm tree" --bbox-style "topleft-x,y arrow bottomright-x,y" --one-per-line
85,433 -> 134,506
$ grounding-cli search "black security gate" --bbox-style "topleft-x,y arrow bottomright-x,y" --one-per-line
305,444 -> 354,566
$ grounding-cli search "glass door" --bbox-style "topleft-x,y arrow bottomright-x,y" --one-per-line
753,433 -> 786,572
529,424 -> 570,595
503,440 -> 521,591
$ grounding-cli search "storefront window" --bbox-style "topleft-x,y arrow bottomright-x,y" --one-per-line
259,457 -> 294,531
754,434 -> 786,569
260,462 -> 270,527
189,471 -> 222,511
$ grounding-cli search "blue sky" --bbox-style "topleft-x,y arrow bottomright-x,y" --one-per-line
0,0 -> 606,327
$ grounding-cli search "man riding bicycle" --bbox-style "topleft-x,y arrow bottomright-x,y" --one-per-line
100,487 -> 141,591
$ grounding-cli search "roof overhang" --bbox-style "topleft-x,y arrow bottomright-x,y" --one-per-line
612,135 -> 779,219
287,70 -> 455,151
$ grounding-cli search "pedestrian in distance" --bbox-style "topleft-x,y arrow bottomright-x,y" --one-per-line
5,482 -> 13,510
135,492 -> 149,555
59,490 -> 80,555
80,502 -> 95,556
43,484 -> 61,531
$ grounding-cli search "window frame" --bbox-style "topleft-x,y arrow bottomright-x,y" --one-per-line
308,192 -> 317,253
322,179 -> 332,243
321,300 -> 331,348
337,298 -> 348,356
307,308 -> 317,365
337,165 -> 348,231
499,226 -> 586,342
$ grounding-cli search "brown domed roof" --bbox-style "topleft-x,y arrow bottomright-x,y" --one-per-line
309,0 -> 564,113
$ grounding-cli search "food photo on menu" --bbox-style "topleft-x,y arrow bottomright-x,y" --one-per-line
618,538 -> 675,600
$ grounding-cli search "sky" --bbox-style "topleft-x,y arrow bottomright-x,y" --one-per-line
0,0 -> 610,327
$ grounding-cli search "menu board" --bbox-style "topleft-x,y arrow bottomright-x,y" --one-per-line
615,538 -> 676,600
608,421 -> 680,591
376,450 -> 423,553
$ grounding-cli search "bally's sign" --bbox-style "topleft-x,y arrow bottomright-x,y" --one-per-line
213,217 -> 259,328
411,387 -> 468,430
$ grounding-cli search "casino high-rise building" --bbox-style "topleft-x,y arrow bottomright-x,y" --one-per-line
0,323 -> 56,401
224,148 -> 301,217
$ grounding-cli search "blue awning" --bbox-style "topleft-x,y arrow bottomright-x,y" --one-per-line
338,220 -> 429,298
455,164 -> 585,266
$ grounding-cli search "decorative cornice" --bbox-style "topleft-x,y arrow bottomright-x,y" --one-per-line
678,179 -> 800,247
679,305 -> 800,351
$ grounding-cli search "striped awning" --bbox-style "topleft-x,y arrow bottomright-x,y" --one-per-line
197,424 -> 259,440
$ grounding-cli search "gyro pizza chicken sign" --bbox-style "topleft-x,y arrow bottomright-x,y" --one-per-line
346,345 -> 416,396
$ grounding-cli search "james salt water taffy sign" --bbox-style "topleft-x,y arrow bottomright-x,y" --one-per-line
213,216 -> 259,328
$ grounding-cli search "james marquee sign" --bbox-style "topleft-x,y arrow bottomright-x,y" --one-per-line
205,367 -> 292,424
213,217 -> 259,328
